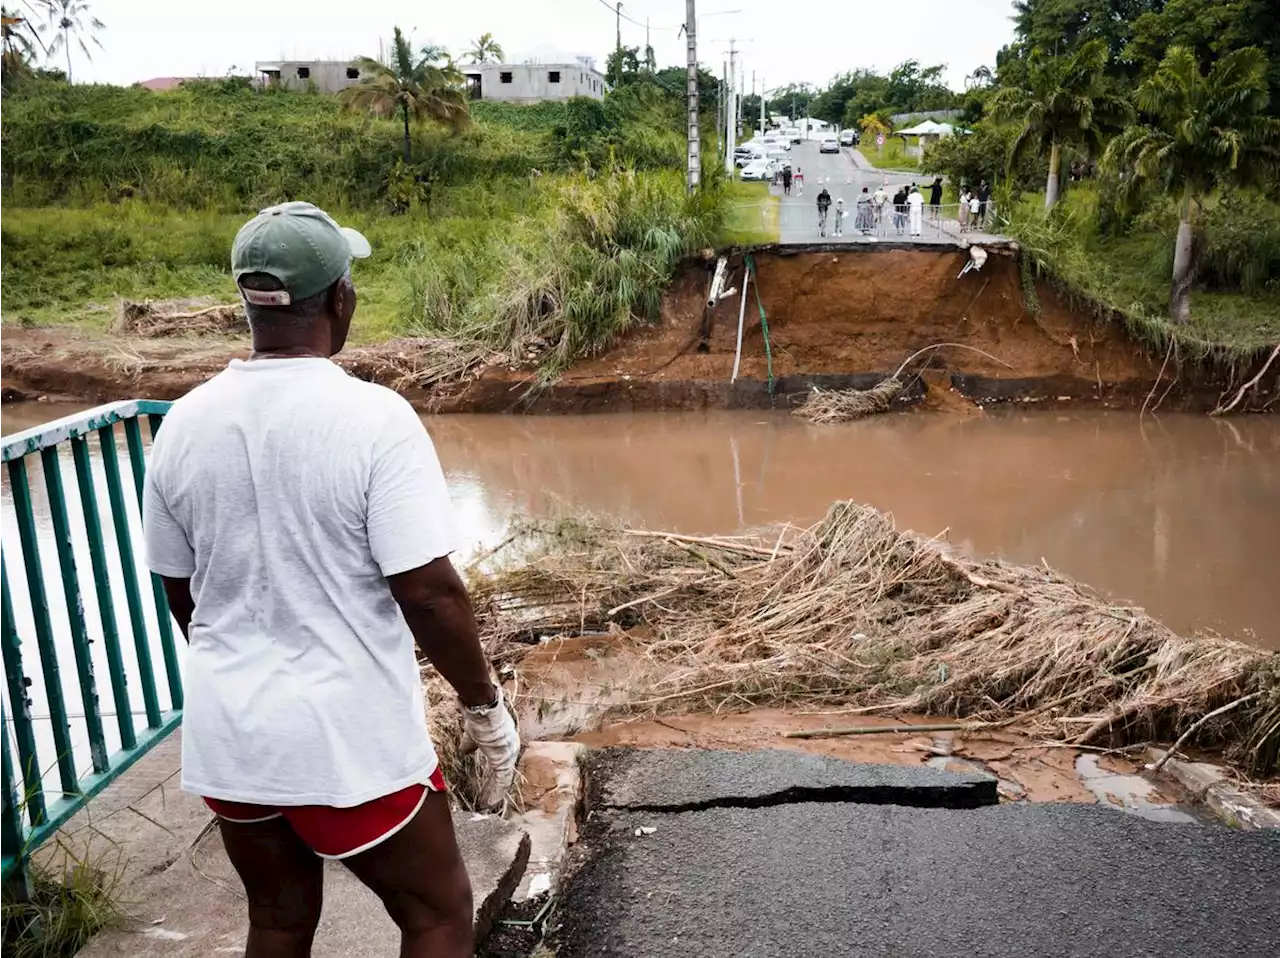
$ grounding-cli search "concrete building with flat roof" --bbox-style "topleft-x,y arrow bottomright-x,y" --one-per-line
462,60 -> 608,104
256,60 -> 363,94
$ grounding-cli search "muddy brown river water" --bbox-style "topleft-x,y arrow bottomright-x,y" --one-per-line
4,403 -> 1278,652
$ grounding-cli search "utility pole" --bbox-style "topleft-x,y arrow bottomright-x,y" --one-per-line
724,40 -> 737,173
760,76 -> 765,131
719,60 -> 726,164
737,64 -> 744,140
614,2 -> 622,88
684,0 -> 699,192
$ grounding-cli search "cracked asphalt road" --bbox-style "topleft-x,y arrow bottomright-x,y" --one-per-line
556,749 -> 1280,958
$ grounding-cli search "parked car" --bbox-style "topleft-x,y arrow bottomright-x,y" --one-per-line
766,149 -> 791,169
819,136 -> 840,153
740,158 -> 780,181
734,149 -> 766,168
783,126 -> 802,144
838,129 -> 858,146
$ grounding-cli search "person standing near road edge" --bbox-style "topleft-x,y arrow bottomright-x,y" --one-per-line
143,201 -> 520,958
978,180 -> 991,227
907,186 -> 925,236
928,177 -> 943,220
817,187 -> 832,236
782,165 -> 793,195
873,185 -> 888,227
892,186 -> 908,234
794,166 -> 804,194
958,187 -> 971,231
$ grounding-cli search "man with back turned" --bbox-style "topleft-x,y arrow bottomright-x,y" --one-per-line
144,201 -> 520,958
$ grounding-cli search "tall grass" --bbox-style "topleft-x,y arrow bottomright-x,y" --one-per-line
407,170 -> 724,377
1,855 -> 123,958
1003,186 -> 1280,359
0,79 -> 557,210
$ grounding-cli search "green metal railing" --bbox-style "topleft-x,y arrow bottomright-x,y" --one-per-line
2,400 -> 179,889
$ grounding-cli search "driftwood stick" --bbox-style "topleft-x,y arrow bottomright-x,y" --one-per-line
156,303 -> 240,321
1211,344 -> 1280,417
1149,691 -> 1265,773
937,554 -> 1017,593
624,529 -> 781,557
784,722 -> 974,739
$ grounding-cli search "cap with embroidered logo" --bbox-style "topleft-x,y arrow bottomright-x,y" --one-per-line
231,201 -> 371,307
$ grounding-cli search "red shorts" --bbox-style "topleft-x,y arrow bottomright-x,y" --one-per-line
203,766 -> 447,860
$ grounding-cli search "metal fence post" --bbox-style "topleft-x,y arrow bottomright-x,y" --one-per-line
1,702 -> 35,902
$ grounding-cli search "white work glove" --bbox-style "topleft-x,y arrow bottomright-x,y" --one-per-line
459,685 -> 520,810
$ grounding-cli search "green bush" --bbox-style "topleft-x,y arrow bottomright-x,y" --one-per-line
923,123 -> 1047,193
1199,192 -> 1280,294
407,169 -> 723,376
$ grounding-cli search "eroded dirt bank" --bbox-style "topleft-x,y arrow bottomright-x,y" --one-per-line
3,248 -> 1274,412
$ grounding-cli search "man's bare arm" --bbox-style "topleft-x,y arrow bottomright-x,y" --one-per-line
160,576 -> 194,641
387,556 -> 495,707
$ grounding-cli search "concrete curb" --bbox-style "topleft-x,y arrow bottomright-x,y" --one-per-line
1146,748 -> 1280,829
510,741 -> 586,900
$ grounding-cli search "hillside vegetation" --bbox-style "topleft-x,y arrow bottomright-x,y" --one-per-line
1,75 -> 722,372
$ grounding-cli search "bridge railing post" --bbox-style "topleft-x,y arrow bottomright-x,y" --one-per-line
1,400 -> 181,888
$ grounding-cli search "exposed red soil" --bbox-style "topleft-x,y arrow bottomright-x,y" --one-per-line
563,248 -> 1152,384
1,249 -> 1261,413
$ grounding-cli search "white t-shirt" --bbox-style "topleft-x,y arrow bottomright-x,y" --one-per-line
907,192 -> 925,210
970,197 -> 981,213
143,357 -> 458,806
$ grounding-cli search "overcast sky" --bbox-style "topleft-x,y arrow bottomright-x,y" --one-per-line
50,0 -> 1017,92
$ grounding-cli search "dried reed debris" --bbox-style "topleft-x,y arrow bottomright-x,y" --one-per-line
115,299 -> 244,337
795,378 -> 905,422
476,502 -> 1279,776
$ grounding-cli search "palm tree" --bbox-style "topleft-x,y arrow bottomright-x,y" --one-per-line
340,27 -> 469,163
44,0 -> 102,82
859,113 -> 890,153
464,32 -> 504,64
989,38 -> 1127,209
1104,47 -> 1280,324
0,10 -> 33,85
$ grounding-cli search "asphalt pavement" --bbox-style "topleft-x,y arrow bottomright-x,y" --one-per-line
555,747 -> 1280,958
774,140 -> 997,246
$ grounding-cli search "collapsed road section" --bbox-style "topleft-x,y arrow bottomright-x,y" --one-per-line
546,747 -> 1280,958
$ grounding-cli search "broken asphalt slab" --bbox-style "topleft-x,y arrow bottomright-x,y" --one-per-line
552,746 -> 1280,958
81,812 -> 529,957
587,746 -> 998,811
557,801 -> 1280,958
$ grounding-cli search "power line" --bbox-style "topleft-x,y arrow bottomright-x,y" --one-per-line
587,0 -> 681,33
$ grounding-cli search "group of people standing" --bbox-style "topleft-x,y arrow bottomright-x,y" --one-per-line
807,168 -> 993,239
778,165 -> 804,196
957,181 -> 991,232
868,177 -> 992,236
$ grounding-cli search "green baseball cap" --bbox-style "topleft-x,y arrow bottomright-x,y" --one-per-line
231,201 -> 371,307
